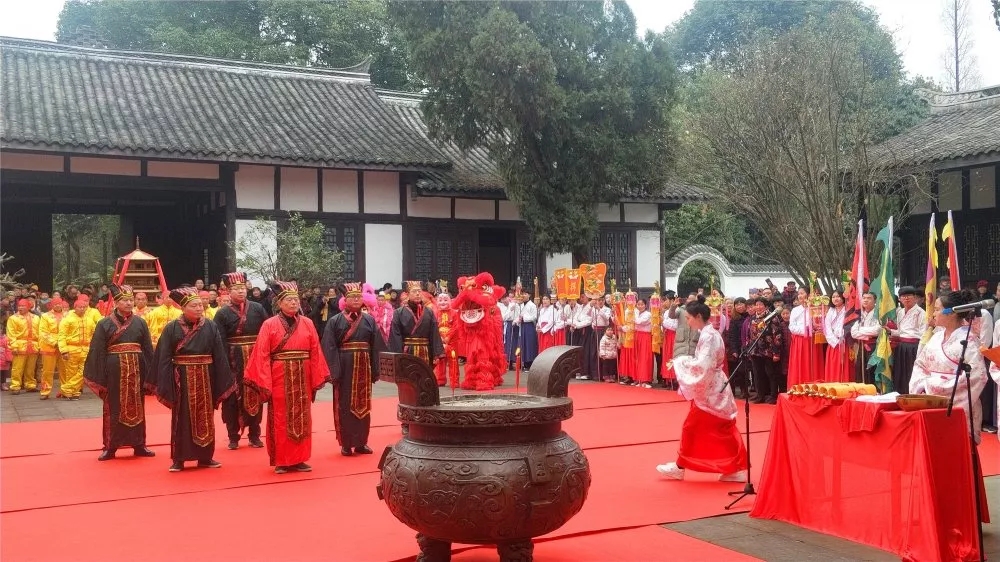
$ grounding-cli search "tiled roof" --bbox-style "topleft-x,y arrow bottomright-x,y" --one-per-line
0,38 -> 451,169
378,90 -> 707,202
869,85 -> 1000,168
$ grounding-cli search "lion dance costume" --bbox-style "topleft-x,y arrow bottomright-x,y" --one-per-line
451,273 -> 507,391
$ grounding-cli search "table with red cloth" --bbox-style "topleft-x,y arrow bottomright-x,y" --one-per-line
750,395 -> 983,562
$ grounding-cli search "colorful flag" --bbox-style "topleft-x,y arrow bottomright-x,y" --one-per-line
844,219 -> 868,329
867,217 -> 896,393
921,214 -> 937,345
941,210 -> 960,290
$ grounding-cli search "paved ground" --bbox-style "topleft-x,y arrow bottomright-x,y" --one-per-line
2,377 -> 997,561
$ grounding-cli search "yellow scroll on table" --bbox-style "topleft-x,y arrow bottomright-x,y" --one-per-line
789,382 -> 878,399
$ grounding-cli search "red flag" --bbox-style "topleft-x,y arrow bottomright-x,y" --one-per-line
844,219 -> 868,328
941,210 -> 960,290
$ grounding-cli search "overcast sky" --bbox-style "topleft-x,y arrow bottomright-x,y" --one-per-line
1,0 -> 997,88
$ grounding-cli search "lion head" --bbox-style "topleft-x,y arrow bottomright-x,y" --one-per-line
452,272 -> 506,325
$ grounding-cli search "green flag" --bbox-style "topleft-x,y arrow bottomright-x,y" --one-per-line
867,217 -> 896,393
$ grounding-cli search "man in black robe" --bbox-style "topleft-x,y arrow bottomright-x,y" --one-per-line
389,280 -> 443,365
84,283 -> 157,461
153,286 -> 234,472
322,282 -> 384,457
214,272 -> 268,450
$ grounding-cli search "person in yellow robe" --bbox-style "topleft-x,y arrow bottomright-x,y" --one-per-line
6,298 -> 40,394
82,294 -> 104,324
134,291 -> 150,318
58,297 -> 97,400
146,292 -> 181,346
200,291 -> 217,320
38,297 -> 67,399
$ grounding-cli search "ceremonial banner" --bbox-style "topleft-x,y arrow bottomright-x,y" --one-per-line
941,210 -> 960,290
844,220 -> 868,330
867,217 -> 896,393
922,214 -> 938,345
578,263 -> 607,299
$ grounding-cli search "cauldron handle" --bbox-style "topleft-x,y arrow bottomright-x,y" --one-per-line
379,352 -> 440,407
526,346 -> 581,399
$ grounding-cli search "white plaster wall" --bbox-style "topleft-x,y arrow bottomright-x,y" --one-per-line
147,161 -> 219,179
235,219 -> 277,288
661,272 -> 792,298
624,203 -> 659,224
322,169 -> 359,213
0,152 -> 64,172
70,157 -> 141,176
365,223 -> 403,286
597,203 -> 621,223
455,198 -> 495,220
498,200 -> 520,221
636,230 -> 662,287
280,167 -> 318,212
363,171 -> 400,214
545,253 -> 574,290
235,165 -> 275,210
407,186 -> 451,218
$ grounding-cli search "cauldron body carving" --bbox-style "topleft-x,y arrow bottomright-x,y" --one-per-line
377,346 -> 592,561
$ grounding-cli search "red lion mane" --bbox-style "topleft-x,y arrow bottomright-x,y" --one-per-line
451,273 -> 507,390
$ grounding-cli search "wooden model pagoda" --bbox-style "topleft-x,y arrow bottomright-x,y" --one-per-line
112,239 -> 168,295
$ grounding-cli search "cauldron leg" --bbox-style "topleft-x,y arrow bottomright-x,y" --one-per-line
415,533 -> 451,562
497,540 -> 533,562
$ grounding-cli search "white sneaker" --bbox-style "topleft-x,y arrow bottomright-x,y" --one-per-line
656,462 -> 685,480
719,470 -> 748,483
641,383 -> 653,389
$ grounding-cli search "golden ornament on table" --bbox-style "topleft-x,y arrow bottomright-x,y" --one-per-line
788,382 -> 877,399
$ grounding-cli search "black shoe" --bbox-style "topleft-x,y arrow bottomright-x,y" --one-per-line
764,395 -> 777,405
341,447 -> 354,456
292,462 -> 312,472
169,462 -> 184,472
248,438 -> 264,448
227,440 -> 239,450
97,449 -> 116,461
198,459 -> 222,468
983,425 -> 998,434
133,447 -> 155,457
355,445 -> 373,455
274,466 -> 288,474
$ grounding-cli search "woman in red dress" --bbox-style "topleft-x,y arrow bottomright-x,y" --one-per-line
822,290 -> 851,382
536,295 -> 557,354
633,299 -> 654,388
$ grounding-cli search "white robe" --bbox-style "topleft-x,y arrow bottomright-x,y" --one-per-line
909,326 -> 987,443
672,324 -> 737,421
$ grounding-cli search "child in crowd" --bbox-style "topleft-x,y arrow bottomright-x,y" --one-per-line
598,327 -> 619,383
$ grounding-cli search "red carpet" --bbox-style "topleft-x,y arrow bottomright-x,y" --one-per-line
2,381 -> 997,561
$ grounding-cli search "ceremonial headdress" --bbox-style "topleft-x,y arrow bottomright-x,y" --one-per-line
405,280 -> 422,292
198,290 -> 211,298
169,287 -> 201,307
343,282 -> 363,297
74,296 -> 90,307
48,297 -> 65,309
108,283 -> 134,301
270,281 -> 298,301
898,286 -> 918,296
17,298 -> 31,308
222,272 -> 247,289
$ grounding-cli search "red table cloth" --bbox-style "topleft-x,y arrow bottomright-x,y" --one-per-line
750,395 -> 982,561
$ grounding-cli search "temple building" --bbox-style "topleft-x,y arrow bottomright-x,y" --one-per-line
0,37 -> 702,291
869,85 -> 1000,288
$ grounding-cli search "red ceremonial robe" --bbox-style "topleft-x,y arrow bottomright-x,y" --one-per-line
245,313 -> 329,467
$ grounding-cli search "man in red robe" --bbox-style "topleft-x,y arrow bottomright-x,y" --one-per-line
245,281 -> 330,474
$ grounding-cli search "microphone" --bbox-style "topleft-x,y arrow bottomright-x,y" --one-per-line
943,299 -> 996,314
756,308 -> 780,327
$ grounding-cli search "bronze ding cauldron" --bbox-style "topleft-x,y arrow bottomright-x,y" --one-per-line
376,346 -> 591,562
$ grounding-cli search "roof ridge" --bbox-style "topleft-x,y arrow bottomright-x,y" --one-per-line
0,36 -> 373,84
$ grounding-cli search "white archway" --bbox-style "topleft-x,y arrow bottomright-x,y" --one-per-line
662,244 -> 792,298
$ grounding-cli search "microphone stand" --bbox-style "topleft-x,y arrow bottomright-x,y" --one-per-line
945,310 -> 986,562
720,313 -> 773,510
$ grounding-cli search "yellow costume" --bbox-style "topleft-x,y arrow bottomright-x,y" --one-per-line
146,304 -> 181,346
204,306 -> 217,321
58,311 -> 97,398
6,312 -> 40,392
86,306 -> 103,325
38,310 -> 66,397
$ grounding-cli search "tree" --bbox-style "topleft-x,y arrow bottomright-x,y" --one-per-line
232,213 -> 344,289
56,0 -> 413,90
390,1 -> 677,261
680,11 -> 930,292
994,0 -> 1000,31
940,0 -> 981,92
51,214 -> 120,289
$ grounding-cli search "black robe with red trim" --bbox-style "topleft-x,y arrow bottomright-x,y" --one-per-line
322,311 -> 384,449
389,303 -> 443,363
153,317 -> 234,462
84,311 -> 155,450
